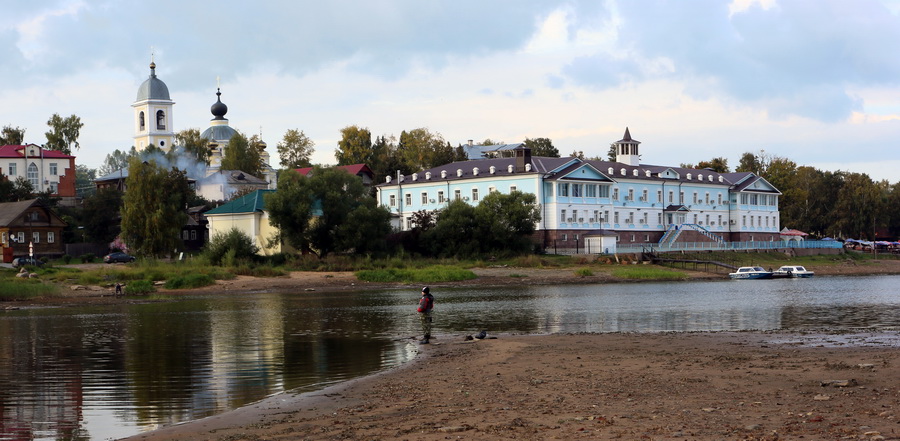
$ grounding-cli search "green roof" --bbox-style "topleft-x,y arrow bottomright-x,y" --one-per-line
205,189 -> 274,215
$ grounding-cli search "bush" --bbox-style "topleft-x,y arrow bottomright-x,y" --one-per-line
164,273 -> 215,289
203,228 -> 259,266
125,279 -> 155,295
574,268 -> 593,277
62,254 -> 73,264
80,253 -> 95,263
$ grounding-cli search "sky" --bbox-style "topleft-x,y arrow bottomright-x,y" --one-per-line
1,0 -> 899,183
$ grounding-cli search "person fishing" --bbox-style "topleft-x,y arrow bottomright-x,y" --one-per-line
417,286 -> 434,344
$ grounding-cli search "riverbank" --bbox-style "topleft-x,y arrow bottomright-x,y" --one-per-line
123,331 -> 900,441
10,256 -> 900,307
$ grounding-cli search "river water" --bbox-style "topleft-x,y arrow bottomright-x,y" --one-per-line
1,275 -> 898,440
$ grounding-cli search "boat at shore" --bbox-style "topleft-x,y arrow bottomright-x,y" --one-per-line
729,266 -> 773,279
772,265 -> 815,278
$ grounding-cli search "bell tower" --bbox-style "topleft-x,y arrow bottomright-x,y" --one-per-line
614,127 -> 641,166
132,55 -> 175,151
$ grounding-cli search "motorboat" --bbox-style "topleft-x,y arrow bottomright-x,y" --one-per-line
772,265 -> 815,278
728,266 -> 773,279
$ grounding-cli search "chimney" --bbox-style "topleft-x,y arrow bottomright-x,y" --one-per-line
468,139 -> 474,146
515,146 -> 531,173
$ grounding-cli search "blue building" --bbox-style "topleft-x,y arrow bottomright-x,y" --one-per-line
375,129 -> 781,252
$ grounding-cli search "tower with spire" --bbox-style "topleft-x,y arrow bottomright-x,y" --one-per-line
132,56 -> 175,151
613,127 -> 641,166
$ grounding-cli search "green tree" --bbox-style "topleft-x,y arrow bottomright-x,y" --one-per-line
829,172 -> 880,240
120,158 -> 191,257
0,125 -> 25,145
75,164 -> 96,198
523,137 -> 559,157
203,228 -> 259,265
735,151 -> 768,175
44,113 -> 83,154
266,167 -> 390,258
277,129 -> 315,169
82,187 -> 123,243
474,191 -> 542,254
335,125 -> 373,166
99,147 -> 138,176
695,157 -> 730,173
221,132 -> 262,177
397,128 -> 450,171
607,143 -> 617,161
424,199 -> 480,257
174,128 -> 210,165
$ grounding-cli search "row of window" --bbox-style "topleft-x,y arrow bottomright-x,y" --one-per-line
5,162 -> 60,191
1,231 -> 55,244
559,210 -> 778,229
388,186 -> 517,208
138,110 -> 167,131
557,183 -> 774,208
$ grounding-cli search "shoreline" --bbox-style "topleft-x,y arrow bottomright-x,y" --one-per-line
123,330 -> 900,441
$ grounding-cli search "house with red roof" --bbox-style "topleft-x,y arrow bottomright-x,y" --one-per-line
0,144 -> 77,206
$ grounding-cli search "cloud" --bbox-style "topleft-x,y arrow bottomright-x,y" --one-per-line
560,0 -> 900,122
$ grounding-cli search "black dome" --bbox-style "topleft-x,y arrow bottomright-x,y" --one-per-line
211,88 -> 228,120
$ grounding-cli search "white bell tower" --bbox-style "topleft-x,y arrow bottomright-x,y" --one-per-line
614,127 -> 641,166
132,55 -> 175,151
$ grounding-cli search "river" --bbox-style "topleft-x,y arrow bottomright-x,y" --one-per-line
1,274 -> 898,440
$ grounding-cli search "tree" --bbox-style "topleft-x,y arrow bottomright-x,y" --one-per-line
220,132 -> 262,177
266,167 -> 390,258
735,151 -> 767,175
99,147 -> 138,176
0,125 -> 25,145
203,228 -> 259,265
474,191 -> 542,254
523,137 -> 559,157
0,176 -> 35,202
174,128 -> 210,166
335,125 -> 373,166
120,158 -> 192,257
424,199 -> 480,257
607,143 -> 617,161
75,164 -> 97,198
82,187 -> 123,243
397,128 -> 450,170
695,157 -> 730,173
277,129 -> 315,169
44,113 -> 83,154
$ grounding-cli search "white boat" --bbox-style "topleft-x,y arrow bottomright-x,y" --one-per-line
729,266 -> 773,279
772,265 -> 815,278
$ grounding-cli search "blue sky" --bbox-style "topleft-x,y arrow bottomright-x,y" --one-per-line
1,0 -> 899,182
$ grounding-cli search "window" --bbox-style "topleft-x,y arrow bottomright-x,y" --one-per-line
572,184 -> 581,197
510,185 -> 517,192
49,163 -> 58,176
406,218 -> 413,230
742,215 -> 747,226
559,183 -> 569,197
705,193 -> 710,205
604,210 -> 610,222
598,185 -> 610,198
612,188 -> 619,200
562,234 -> 568,241
488,186 -> 496,193
750,194 -> 758,205
642,189 -> 648,201
18,232 -> 24,243
438,191 -> 445,203
592,210 -> 599,221
191,230 -> 197,240
27,163 -> 38,188
560,209 -> 567,222
49,182 -> 58,194
657,213 -> 662,224
741,194 -> 749,204
156,110 -> 166,130
586,184 -> 597,197
183,230 -> 189,240
692,192 -> 698,204
421,192 -> 428,204
614,212 -> 620,223
405,193 -> 412,206
48,232 -> 55,243
718,215 -> 723,226
139,111 -> 145,131
657,190 -> 663,203
679,191 -> 684,204
454,189 -> 461,200
1,232 -> 6,245
627,188 -> 634,201
8,163 -> 15,176
642,213 -> 648,224
389,194 -> 396,207
472,188 -> 479,201
717,193 -> 723,205
668,191 -> 674,203
32,232 -> 39,244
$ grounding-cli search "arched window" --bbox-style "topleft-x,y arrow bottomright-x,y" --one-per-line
139,111 -> 145,131
27,163 -> 39,188
156,110 -> 166,130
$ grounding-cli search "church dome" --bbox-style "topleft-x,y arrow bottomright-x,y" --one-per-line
136,61 -> 171,101
200,86 -> 237,142
210,88 -> 228,120
201,125 -> 237,142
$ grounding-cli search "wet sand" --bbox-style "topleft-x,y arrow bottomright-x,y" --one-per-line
123,331 -> 900,441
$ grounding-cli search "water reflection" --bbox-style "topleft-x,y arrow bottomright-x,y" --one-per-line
1,275 -> 899,440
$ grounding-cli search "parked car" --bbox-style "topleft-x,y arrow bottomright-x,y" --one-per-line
104,252 -> 136,263
12,257 -> 44,268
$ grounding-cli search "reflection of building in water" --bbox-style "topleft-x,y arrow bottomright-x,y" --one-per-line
0,319 -> 86,439
207,296 -> 286,412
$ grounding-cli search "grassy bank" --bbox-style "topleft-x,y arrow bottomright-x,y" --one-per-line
0,279 -> 60,301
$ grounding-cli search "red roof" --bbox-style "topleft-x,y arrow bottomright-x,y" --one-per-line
0,144 -> 75,159
780,228 -> 808,236
295,164 -> 373,177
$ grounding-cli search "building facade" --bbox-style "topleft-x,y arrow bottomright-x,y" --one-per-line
0,199 -> 68,261
375,129 -> 781,251
0,144 -> 77,206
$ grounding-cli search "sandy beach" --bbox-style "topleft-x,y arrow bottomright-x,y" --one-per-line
122,331 -> 900,441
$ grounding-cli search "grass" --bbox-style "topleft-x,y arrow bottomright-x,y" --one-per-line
611,266 -> 689,280
356,265 -> 477,283
0,279 -> 60,300
574,268 -> 594,277
163,273 -> 216,289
